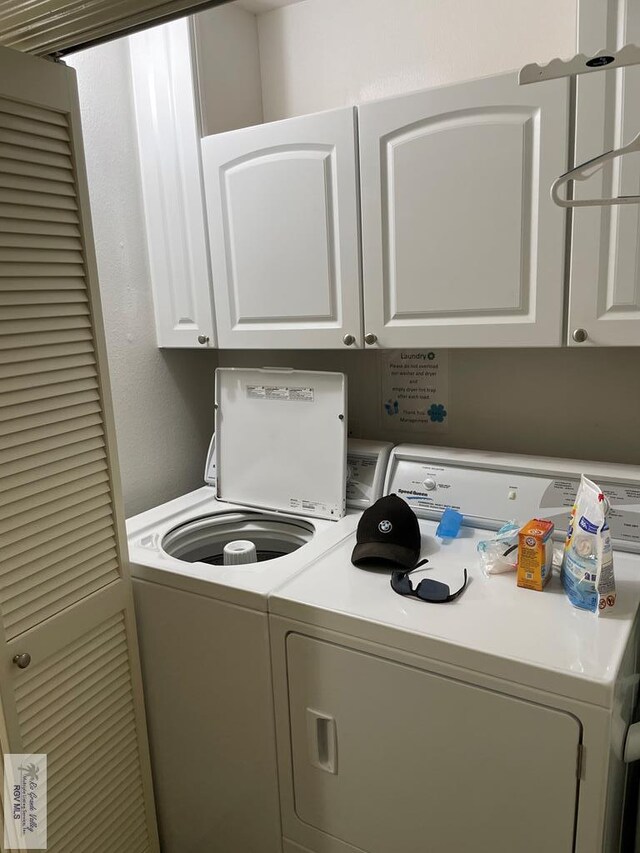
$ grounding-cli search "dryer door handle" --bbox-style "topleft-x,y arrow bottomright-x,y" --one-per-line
307,708 -> 338,774
624,721 -> 640,762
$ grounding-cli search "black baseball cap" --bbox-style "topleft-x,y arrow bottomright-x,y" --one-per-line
351,494 -> 421,569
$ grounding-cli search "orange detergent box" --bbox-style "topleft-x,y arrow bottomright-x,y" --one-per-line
517,519 -> 555,591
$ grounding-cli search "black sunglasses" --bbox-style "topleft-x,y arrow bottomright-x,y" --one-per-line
391,566 -> 468,603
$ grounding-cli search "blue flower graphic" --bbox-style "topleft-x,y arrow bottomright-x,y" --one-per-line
427,403 -> 447,423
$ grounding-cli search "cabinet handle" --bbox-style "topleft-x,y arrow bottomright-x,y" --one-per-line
342,334 -> 355,346
364,333 -> 378,345
197,335 -> 210,345
572,328 -> 588,343
307,707 -> 338,774
12,653 -> 31,669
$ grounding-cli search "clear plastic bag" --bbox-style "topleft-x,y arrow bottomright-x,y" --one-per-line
478,521 -> 520,575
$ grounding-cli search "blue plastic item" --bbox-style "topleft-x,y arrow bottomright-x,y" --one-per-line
436,507 -> 463,539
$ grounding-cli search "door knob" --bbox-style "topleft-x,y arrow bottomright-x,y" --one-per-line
572,328 -> 588,343
197,335 -> 210,345
364,333 -> 378,345
342,334 -> 356,346
12,653 -> 31,669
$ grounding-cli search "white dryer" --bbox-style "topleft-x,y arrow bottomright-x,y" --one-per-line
270,443 -> 640,853
126,367 -> 391,853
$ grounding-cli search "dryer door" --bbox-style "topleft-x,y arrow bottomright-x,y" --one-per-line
286,633 -> 580,853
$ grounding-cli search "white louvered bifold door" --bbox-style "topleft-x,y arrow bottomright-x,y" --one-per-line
0,46 -> 159,852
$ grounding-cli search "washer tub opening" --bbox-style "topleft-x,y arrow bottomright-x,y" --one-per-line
161,511 -> 315,566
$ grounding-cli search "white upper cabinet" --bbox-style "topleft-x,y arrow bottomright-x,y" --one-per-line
201,108 -> 363,349
130,19 -> 216,349
358,73 -> 570,348
568,0 -> 640,346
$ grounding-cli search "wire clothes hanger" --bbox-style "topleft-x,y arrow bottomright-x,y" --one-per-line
519,44 -> 640,209
551,130 -> 640,208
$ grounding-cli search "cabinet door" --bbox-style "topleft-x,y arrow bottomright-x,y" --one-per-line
359,73 -> 569,347
568,0 -> 640,346
130,19 -> 216,349
286,634 -> 580,853
201,108 -> 362,349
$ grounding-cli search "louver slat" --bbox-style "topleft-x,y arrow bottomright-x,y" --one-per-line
0,201 -> 79,222
0,410 -> 101,450
0,98 -> 69,127
0,379 -> 100,419
0,189 -> 78,211
0,413 -> 101,456
0,158 -> 74,184
0,458 -> 108,511
0,362 -> 95,393
0,112 -> 69,142
0,473 -> 108,536
15,615 -> 150,853
0,232 -> 82,250
0,396 -> 100,434
0,349 -> 93,379
0,216 -> 79,235
5,558 -> 119,636
0,143 -> 72,169
53,707 -> 135,787
0,99 -> 119,640
0,288 -> 87,305
0,127 -> 71,155
0,487 -> 111,548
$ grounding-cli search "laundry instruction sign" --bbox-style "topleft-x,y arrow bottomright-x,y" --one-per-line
380,350 -> 449,431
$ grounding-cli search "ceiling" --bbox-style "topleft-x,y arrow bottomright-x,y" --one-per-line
235,0 -> 303,14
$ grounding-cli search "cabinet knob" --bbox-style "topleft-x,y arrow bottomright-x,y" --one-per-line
342,334 -> 356,346
197,335 -> 210,346
572,328 -> 588,343
12,653 -> 31,669
364,333 -> 378,345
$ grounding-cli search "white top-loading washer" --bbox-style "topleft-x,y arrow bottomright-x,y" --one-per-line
126,367 -> 392,853
269,443 -> 640,853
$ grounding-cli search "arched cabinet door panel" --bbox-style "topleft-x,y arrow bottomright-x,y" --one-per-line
358,72 -> 569,348
202,108 -> 363,349
568,0 -> 640,346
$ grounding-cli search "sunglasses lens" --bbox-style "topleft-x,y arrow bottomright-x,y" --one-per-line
416,578 -> 451,602
391,571 -> 413,596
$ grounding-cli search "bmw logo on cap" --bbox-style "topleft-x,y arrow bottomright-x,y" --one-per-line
378,520 -> 393,533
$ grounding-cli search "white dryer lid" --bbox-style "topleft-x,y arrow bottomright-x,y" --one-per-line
214,368 -> 347,520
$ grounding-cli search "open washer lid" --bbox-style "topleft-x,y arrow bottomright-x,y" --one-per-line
214,368 -> 347,520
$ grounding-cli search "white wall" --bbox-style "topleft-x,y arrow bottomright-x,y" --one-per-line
217,348 -> 640,466
193,4 -> 263,135
68,40 -> 217,517
256,0 -> 578,120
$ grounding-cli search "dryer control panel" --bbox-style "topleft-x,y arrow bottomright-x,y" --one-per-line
386,445 -> 640,552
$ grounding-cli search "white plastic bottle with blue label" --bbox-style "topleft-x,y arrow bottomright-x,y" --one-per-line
561,475 -> 616,614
